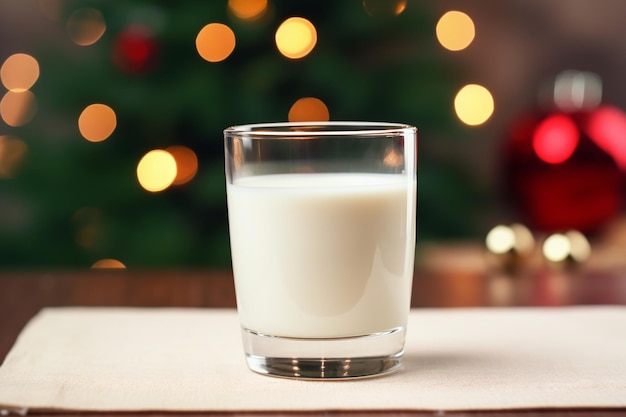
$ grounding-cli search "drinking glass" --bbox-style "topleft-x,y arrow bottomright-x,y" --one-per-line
224,121 -> 417,379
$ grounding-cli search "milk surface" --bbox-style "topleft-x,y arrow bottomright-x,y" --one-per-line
227,172 -> 415,338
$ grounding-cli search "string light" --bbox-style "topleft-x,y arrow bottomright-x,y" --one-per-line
1,53 -> 40,92
1,91 -> 37,127
66,8 -> 106,46
136,149 -> 177,192
288,97 -> 329,122
196,23 -> 236,63
275,17 -> 317,59
78,104 -> 117,142
454,84 -> 494,126
436,11 -> 475,52
228,0 -> 268,21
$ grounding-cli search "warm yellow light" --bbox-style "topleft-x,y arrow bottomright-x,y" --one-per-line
510,223 -> 535,256
137,150 -> 177,192
543,233 -> 570,262
166,145 -> 199,185
1,91 -> 37,127
362,0 -> 407,17
66,8 -> 106,46
288,97 -> 329,122
228,0 -> 268,21
486,223 -> 535,256
1,54 -> 40,92
454,84 -> 494,126
436,11 -> 475,51
543,231 -> 591,264
485,225 -> 515,254
78,104 -> 117,142
565,230 -> 591,262
196,23 -> 236,63
91,259 -> 126,269
275,17 -> 317,59
0,135 -> 28,178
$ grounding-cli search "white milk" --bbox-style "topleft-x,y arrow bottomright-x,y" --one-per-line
227,173 -> 415,338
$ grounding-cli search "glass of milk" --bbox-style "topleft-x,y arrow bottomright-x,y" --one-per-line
224,121 -> 417,379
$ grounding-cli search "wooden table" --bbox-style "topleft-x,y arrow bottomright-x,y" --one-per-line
1,262 -> 625,416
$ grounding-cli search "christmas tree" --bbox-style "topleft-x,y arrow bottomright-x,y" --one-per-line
0,0 -> 486,268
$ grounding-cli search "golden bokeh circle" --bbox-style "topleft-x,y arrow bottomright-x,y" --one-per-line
196,23 -> 236,63
288,97 -> 330,122
275,17 -> 317,59
67,8 -> 106,46
166,145 -> 199,185
92,259 -> 126,269
1,53 -> 40,92
136,149 -> 177,192
78,104 -> 117,142
454,84 -> 494,126
1,91 -> 37,127
228,0 -> 268,20
436,11 -> 475,51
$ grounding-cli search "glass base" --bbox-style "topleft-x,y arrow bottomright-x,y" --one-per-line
241,327 -> 405,379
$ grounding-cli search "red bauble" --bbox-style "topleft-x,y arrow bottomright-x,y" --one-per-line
503,105 -> 626,234
112,25 -> 159,74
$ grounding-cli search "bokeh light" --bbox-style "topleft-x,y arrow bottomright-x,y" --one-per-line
486,223 -> 535,256
288,97 -> 329,122
0,135 -> 28,178
166,145 -> 198,185
91,259 -> 126,269
543,233 -> 570,262
1,53 -> 40,92
66,8 -> 106,46
228,0 -> 268,21
1,91 -> 37,127
275,17 -> 317,59
112,25 -> 159,74
78,104 -> 117,142
586,106 -> 626,170
533,114 -> 579,164
436,11 -> 475,51
485,225 -> 515,254
196,23 -> 236,63
137,149 -> 177,192
565,230 -> 591,263
454,84 -> 494,126
362,0 -> 407,17
543,230 -> 591,264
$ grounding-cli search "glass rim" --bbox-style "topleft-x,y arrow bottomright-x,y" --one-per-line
224,121 -> 416,138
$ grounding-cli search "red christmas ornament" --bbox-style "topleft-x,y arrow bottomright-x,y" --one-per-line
503,71 -> 626,235
112,25 -> 159,74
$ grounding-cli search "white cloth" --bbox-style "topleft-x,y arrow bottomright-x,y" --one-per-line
0,307 -> 625,412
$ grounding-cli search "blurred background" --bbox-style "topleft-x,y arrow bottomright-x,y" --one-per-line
1,0 -> 626,271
